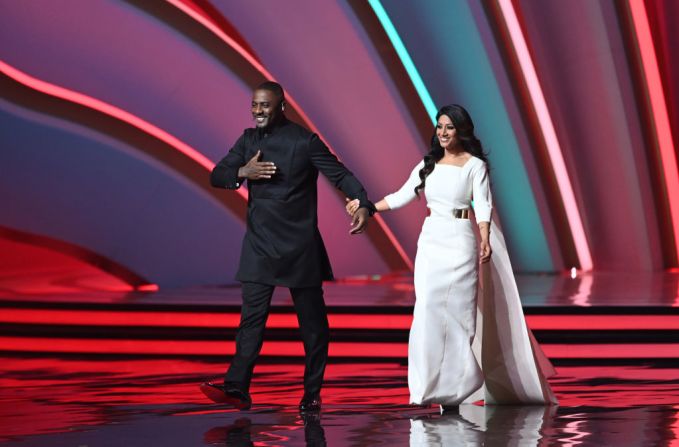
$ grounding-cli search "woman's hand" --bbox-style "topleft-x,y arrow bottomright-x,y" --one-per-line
345,198 -> 360,216
479,239 -> 492,263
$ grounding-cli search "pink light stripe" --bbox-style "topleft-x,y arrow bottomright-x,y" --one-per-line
628,0 -> 679,261
497,0 -> 593,270
0,59 -> 247,203
169,0 -> 413,271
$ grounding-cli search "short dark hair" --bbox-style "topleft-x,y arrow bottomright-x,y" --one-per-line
255,81 -> 285,102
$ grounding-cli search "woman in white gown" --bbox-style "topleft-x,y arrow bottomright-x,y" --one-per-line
348,105 -> 556,409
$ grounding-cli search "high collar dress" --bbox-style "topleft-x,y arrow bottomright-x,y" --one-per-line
385,157 -> 556,406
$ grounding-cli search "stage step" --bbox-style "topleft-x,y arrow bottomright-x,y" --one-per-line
1,300 -> 678,362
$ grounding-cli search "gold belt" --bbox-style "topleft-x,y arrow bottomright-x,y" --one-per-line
426,208 -> 470,219
453,208 -> 470,219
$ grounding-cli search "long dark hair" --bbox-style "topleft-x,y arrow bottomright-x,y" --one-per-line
414,104 -> 488,197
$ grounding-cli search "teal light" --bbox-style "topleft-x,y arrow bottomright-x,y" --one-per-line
367,0 -> 438,122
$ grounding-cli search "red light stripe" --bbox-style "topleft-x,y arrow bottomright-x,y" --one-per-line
496,0 -> 592,270
2,309 -> 679,330
541,344 -> 679,359
0,309 -> 411,329
176,0 -> 260,61
0,59 -> 246,204
0,60 -> 249,225
0,337 -> 676,358
628,0 -> 679,260
526,315 -> 679,330
0,337 -> 407,357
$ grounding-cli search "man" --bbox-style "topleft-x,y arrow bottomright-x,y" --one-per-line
201,81 -> 374,412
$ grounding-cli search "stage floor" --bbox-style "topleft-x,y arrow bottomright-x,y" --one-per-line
1,271 -> 678,445
1,357 -> 678,446
2,271 -> 679,307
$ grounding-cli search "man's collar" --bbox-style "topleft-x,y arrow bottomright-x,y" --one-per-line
258,116 -> 288,135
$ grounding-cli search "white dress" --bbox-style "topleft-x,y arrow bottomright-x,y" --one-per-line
385,157 -> 557,406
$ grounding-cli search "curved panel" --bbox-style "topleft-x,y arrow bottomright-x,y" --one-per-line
211,0 -> 429,263
157,0 -> 412,271
7,0 -> 665,276
0,100 -> 246,287
0,60 -> 248,219
516,0 -> 663,271
0,226 -> 154,291
0,0 -> 253,162
379,0 -> 555,272
0,0 -> 394,280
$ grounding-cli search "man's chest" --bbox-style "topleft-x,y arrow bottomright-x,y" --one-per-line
244,135 -> 312,192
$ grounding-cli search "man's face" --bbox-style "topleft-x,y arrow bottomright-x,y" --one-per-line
251,89 -> 282,129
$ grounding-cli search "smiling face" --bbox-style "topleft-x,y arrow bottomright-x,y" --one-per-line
436,114 -> 457,150
251,89 -> 283,128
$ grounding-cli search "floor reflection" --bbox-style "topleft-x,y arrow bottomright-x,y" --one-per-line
2,357 -> 679,446
410,411 -> 483,446
203,413 -> 326,447
410,406 -> 555,446
203,417 -> 255,446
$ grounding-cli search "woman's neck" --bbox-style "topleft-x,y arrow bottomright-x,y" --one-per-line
442,145 -> 466,158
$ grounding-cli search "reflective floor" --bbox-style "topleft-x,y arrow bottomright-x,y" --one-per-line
2,357 -> 679,446
2,271 -> 679,445
2,270 -> 679,307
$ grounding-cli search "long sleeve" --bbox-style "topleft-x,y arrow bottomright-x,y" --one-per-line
308,134 -> 375,212
210,134 -> 247,189
471,161 -> 492,222
384,161 -> 424,210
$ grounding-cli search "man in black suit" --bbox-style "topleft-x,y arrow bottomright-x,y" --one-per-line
201,82 -> 374,412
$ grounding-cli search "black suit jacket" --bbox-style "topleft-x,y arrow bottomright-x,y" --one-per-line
211,118 -> 373,287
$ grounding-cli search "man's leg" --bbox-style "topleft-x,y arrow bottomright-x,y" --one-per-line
290,286 -> 329,403
201,282 -> 274,408
225,282 -> 276,390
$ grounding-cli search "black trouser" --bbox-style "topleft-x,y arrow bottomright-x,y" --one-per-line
224,282 -> 329,396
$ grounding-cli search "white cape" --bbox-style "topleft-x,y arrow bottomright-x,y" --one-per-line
465,219 -> 558,405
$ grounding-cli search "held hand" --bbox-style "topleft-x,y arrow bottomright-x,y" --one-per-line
350,207 -> 370,234
238,150 -> 277,180
479,240 -> 492,263
345,198 -> 360,217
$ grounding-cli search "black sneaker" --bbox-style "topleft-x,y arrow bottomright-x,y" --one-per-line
200,382 -> 252,410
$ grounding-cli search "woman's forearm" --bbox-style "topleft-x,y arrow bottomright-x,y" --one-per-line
478,221 -> 490,241
375,199 -> 391,212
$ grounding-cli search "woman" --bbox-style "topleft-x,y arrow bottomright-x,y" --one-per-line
347,105 -> 556,408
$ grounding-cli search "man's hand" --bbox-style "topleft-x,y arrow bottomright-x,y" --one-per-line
350,207 -> 370,234
238,150 -> 276,180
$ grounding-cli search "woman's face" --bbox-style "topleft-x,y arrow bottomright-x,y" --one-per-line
436,114 -> 456,150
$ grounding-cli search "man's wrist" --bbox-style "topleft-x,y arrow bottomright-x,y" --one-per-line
359,202 -> 377,216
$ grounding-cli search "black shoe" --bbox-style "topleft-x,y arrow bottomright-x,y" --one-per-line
299,394 -> 322,412
439,404 -> 459,414
200,382 -> 252,410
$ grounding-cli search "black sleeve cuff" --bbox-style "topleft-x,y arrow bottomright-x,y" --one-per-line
210,164 -> 242,189
359,199 -> 377,216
